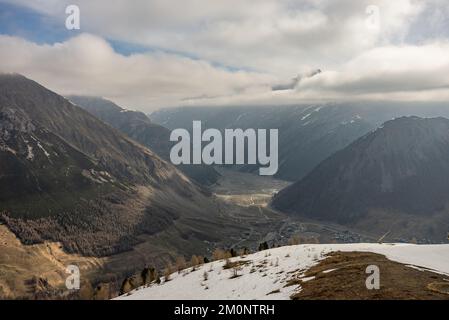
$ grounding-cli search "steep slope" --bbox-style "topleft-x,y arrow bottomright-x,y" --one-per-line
0,74 -> 216,256
151,104 -> 376,181
151,103 -> 449,181
0,105 -> 103,216
68,96 -> 220,185
272,116 -> 449,241
67,96 -> 172,159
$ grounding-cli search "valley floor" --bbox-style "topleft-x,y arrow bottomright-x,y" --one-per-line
1,168 -> 441,299
211,168 -> 378,248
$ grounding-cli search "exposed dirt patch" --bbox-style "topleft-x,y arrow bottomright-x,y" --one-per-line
291,251 -> 449,300
223,260 -> 250,270
0,225 -> 104,299
267,289 -> 281,295
428,282 -> 449,295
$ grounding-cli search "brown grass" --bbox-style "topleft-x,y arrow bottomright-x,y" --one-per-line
291,251 -> 449,300
223,260 -> 250,270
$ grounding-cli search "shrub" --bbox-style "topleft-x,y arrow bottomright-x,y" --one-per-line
230,265 -> 242,279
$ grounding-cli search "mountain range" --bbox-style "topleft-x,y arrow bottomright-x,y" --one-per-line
272,116 -> 449,242
67,96 -> 220,185
152,103 -> 449,182
0,74 -> 221,257
2,73 -> 449,299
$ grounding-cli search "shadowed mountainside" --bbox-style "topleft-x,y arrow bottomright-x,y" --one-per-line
272,116 -> 449,242
0,74 -> 220,256
151,103 -> 449,181
69,96 -> 220,186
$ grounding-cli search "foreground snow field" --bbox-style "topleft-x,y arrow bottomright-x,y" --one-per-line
116,243 -> 449,300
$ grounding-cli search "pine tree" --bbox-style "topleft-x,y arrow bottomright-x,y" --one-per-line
258,241 -> 269,251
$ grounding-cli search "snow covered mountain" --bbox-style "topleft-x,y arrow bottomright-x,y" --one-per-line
116,243 -> 449,300
151,102 -> 449,181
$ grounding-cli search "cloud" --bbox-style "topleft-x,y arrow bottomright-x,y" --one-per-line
0,34 -> 274,111
1,0 -> 449,109
1,0 -> 428,75
299,43 -> 449,94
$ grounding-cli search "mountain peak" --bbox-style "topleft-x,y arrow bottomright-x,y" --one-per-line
0,76 -> 219,258
273,116 -> 449,242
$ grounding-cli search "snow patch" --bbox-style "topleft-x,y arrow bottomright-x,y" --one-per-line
116,243 -> 449,300
299,276 -> 315,282
235,113 -> 247,122
26,144 -> 34,160
0,145 -> 17,155
322,268 -> 338,274
36,141 -> 51,158
82,169 -> 112,184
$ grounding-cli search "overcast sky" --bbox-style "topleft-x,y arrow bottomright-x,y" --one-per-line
0,0 -> 448,112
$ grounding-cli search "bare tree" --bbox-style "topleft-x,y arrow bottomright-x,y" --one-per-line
176,256 -> 187,273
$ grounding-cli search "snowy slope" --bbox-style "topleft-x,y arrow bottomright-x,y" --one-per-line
116,243 -> 449,300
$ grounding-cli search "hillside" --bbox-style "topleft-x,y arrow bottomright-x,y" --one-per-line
272,116 -> 449,242
0,74 -> 301,299
68,96 -> 220,185
117,243 -> 449,300
0,74 -> 220,256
